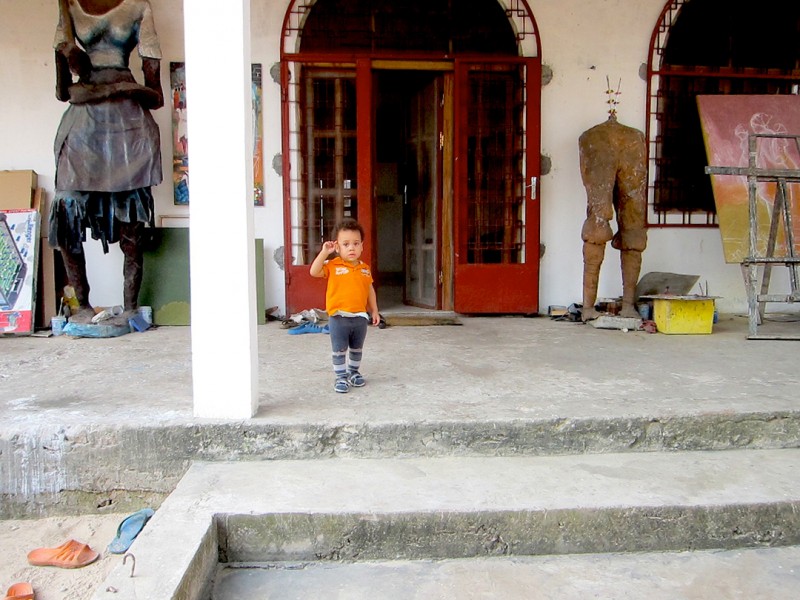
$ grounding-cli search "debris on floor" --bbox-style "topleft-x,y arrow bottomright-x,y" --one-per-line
588,315 -> 642,331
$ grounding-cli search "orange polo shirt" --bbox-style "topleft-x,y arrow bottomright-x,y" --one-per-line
322,257 -> 373,316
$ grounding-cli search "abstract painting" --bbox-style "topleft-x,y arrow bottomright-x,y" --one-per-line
697,95 -> 800,263
169,62 -> 265,206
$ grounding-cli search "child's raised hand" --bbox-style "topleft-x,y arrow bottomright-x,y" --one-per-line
321,240 -> 336,255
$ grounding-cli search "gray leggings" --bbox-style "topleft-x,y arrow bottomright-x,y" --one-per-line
328,315 -> 368,379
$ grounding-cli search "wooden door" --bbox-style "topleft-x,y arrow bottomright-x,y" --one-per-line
453,58 -> 541,314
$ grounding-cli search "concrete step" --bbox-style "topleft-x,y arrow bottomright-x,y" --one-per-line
4,315 -> 800,519
6,409 -> 800,518
96,449 -> 800,599
212,546 -> 800,600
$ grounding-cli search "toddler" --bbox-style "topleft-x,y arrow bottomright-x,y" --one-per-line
310,219 -> 380,393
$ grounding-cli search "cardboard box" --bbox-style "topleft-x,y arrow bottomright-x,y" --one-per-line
0,170 -> 38,210
36,246 -> 59,329
652,296 -> 715,335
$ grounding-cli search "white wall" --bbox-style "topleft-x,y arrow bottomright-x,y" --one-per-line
0,0 -> 286,313
0,0 -> 787,316
532,0 -> 756,314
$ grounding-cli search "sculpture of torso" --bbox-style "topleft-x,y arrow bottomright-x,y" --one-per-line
55,0 -> 161,68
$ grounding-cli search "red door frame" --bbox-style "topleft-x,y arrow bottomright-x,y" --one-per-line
282,57 -> 542,316
281,59 -> 375,316
453,57 -> 541,314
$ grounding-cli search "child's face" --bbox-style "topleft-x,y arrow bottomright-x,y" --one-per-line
335,229 -> 363,263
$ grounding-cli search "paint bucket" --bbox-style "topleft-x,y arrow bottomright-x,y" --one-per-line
139,306 -> 153,325
51,315 -> 66,336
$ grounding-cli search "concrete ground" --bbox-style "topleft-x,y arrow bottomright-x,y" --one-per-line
2,312 -> 799,430
2,312 -> 800,599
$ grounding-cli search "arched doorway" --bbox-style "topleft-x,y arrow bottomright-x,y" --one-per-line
280,0 -> 542,315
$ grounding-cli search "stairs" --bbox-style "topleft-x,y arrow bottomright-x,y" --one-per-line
95,449 -> 800,599
4,315 -> 796,598
211,546 -> 800,599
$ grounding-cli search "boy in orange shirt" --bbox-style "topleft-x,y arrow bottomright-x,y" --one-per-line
310,219 -> 380,393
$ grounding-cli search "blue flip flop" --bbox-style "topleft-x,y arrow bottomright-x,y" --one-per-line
287,322 -> 327,334
108,508 -> 155,554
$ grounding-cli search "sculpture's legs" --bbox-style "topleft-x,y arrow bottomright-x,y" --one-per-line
581,241 -> 605,321
60,247 -> 95,323
620,249 -> 642,318
119,221 -> 144,313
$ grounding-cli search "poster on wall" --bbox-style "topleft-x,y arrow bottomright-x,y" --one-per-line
170,62 -> 189,205
0,209 -> 39,335
170,62 -> 265,206
252,63 -> 265,206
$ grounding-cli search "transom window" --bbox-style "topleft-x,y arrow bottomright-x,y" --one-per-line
294,0 -> 518,55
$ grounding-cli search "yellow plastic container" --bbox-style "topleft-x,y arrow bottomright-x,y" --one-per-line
652,297 -> 715,335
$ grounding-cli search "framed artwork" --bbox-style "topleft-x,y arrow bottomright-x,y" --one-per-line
170,62 -> 189,206
697,95 -> 800,263
252,63 -> 265,206
170,62 -> 265,206
0,209 -> 39,335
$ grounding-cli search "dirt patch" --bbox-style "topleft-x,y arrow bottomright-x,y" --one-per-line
1,513 -> 129,600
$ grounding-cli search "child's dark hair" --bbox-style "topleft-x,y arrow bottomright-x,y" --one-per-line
334,218 -> 364,240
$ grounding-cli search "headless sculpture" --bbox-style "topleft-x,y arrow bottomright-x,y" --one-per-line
578,114 -> 647,321
51,0 -> 163,323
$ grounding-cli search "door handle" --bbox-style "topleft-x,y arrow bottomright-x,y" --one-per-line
525,176 -> 537,200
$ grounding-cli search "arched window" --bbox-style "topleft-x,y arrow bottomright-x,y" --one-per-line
646,0 -> 800,226
298,0 -> 518,55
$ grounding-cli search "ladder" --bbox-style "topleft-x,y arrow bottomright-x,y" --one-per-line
706,133 -> 800,340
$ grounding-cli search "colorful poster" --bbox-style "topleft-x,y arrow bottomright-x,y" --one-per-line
169,62 -> 265,206
170,62 -> 189,205
0,209 -> 39,335
252,63 -> 265,206
697,95 -> 800,263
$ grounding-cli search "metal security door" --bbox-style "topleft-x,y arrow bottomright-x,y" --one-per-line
453,58 -> 541,314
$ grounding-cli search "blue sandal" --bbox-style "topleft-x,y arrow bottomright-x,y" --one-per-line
108,508 -> 155,554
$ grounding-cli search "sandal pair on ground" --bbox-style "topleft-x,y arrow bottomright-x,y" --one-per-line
23,508 -> 152,567
335,371 -> 365,393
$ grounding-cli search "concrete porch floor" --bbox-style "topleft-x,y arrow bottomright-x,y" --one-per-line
2,310 -> 800,517
2,313 -> 800,599
1,312 -> 799,432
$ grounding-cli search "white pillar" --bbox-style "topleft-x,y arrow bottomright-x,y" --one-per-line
184,0 -> 258,418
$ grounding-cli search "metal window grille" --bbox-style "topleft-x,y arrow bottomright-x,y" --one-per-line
466,64 -> 527,264
646,0 -> 800,226
282,0 -> 537,58
287,64 -> 358,265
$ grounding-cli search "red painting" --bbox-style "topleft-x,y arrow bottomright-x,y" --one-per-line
697,95 -> 800,263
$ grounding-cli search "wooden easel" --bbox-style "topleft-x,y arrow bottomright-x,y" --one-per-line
706,133 -> 800,340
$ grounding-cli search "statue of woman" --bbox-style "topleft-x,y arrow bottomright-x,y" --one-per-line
50,0 -> 163,323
